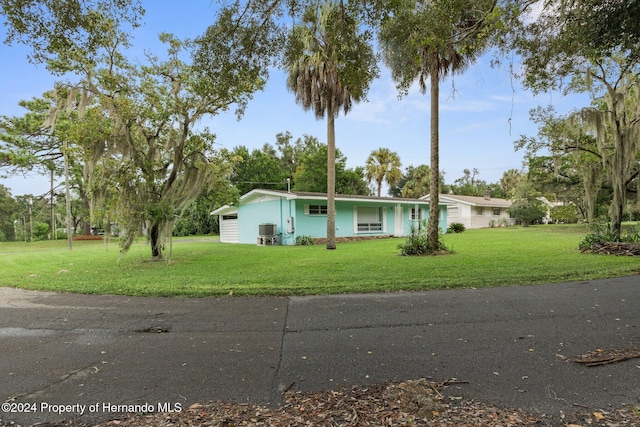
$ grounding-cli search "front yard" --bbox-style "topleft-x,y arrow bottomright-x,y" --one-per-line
0,224 -> 638,297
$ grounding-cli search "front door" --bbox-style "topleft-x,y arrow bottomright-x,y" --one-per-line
394,204 -> 403,236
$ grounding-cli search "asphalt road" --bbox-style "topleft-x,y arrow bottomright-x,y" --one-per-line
1,275 -> 639,426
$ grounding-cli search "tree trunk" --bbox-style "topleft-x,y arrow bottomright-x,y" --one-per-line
82,196 -> 92,235
326,113 -> 337,250
63,139 -> 73,250
427,58 -> 441,250
609,122 -> 626,241
149,222 -> 164,260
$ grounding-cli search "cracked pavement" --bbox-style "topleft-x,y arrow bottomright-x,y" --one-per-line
1,276 -> 639,426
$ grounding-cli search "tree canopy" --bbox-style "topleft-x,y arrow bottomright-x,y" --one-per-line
379,0 -> 499,252
513,0 -> 640,239
0,0 -> 144,73
284,0 -> 377,249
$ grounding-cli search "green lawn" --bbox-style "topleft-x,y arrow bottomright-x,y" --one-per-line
0,224 -> 638,297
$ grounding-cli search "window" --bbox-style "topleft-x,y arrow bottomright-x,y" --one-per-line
492,207 -> 501,216
476,207 -> 484,216
410,207 -> 422,221
305,204 -> 327,215
356,206 -> 383,232
222,214 -> 237,220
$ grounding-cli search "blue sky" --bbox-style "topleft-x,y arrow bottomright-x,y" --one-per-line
0,1 -> 587,197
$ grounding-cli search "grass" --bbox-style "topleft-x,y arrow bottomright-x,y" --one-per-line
0,224 -> 638,297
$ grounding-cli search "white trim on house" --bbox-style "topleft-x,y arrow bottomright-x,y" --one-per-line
241,188 -> 429,206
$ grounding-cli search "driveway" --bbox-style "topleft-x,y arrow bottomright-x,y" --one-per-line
1,276 -> 639,426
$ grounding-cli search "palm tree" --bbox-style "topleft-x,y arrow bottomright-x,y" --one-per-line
284,0 -> 377,249
379,0 -> 497,251
365,148 -> 402,197
500,169 -> 522,199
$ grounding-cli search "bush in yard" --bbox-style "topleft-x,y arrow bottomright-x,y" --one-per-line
447,222 -> 465,233
295,235 -> 315,246
550,204 -> 578,223
508,198 -> 546,226
579,220 -> 640,253
32,222 -> 50,241
398,221 -> 449,256
498,217 -> 512,227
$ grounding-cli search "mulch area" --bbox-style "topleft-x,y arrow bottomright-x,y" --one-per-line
76,378 -> 637,427
581,242 -> 640,256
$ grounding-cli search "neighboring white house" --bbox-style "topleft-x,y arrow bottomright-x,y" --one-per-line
421,193 -> 513,229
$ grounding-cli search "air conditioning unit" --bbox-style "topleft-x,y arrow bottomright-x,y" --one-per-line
259,223 -> 277,236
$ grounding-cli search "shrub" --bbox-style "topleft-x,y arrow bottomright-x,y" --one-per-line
508,199 -> 546,226
498,218 -> 512,227
447,222 -> 465,233
579,219 -> 640,255
295,235 -> 315,246
32,222 -> 50,241
398,222 -> 448,256
550,205 -> 578,224
579,221 -> 640,251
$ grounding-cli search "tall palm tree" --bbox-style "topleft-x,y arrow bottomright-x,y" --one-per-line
284,0 -> 377,249
500,168 -> 522,199
365,148 -> 402,197
379,0 -> 497,251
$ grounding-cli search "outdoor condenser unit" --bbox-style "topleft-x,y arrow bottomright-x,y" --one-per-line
259,223 -> 277,236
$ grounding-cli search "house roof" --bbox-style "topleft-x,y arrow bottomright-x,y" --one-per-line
210,205 -> 237,215
421,194 -> 511,208
212,189 -> 440,215
241,189 -> 431,205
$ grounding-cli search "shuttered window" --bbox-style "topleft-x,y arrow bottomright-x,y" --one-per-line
356,207 -> 383,232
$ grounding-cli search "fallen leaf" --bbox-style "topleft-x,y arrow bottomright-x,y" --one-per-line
593,411 -> 605,419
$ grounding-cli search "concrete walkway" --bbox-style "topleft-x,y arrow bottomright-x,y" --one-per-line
1,276 -> 639,426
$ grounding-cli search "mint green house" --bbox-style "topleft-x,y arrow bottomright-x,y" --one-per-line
212,189 -> 447,245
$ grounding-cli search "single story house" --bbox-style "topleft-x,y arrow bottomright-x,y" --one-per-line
211,189 -> 448,245
420,193 -> 513,229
